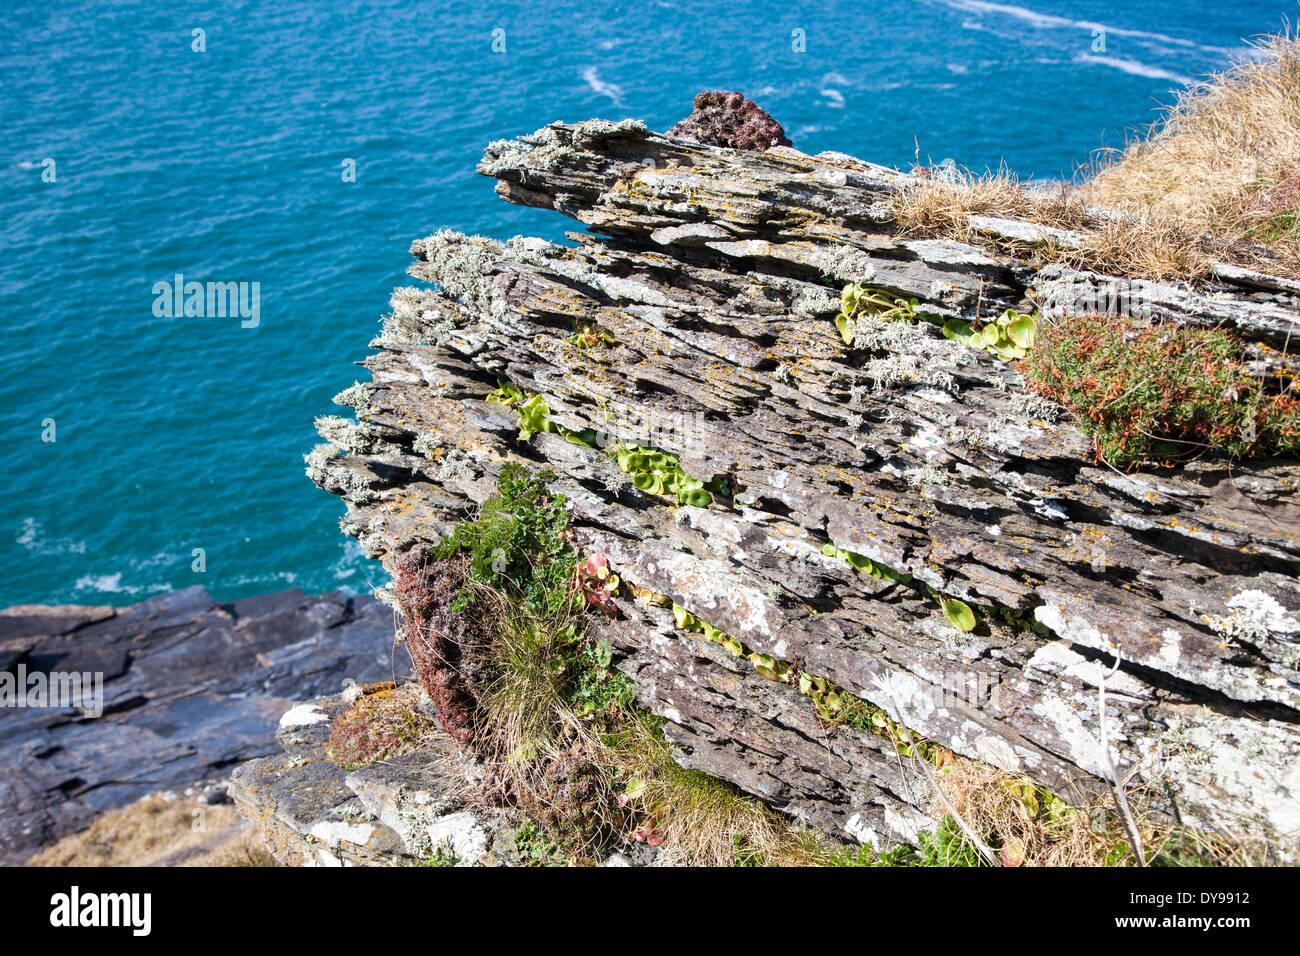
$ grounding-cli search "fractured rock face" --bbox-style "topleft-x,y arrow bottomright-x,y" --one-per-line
667,91 -> 792,151
304,114 -> 1300,859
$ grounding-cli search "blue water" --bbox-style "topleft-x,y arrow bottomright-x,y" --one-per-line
0,0 -> 1286,607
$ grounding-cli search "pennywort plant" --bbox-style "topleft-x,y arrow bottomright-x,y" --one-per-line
485,379 -> 599,446
823,541 -> 978,634
941,308 -> 1038,361
835,283 -> 920,346
635,585 -> 943,760
607,440 -> 729,508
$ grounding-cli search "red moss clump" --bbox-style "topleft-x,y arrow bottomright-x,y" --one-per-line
327,683 -> 434,770
667,91 -> 792,152
391,552 -> 494,745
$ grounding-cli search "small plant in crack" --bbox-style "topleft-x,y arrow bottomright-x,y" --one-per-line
941,308 -> 1038,361
834,283 -> 920,346
607,441 -> 734,508
567,322 -> 616,349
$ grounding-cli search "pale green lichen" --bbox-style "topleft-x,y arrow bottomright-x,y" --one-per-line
1009,390 -> 1062,425
304,443 -> 340,482
378,287 -> 458,347
861,352 -> 956,396
410,229 -> 509,320
412,433 -> 444,458
333,381 -> 372,411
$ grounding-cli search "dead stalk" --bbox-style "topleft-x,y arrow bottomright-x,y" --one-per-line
1096,650 -> 1145,865
871,674 -> 1003,866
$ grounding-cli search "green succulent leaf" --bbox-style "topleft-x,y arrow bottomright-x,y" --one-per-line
941,598 -> 978,633
1006,312 -> 1037,348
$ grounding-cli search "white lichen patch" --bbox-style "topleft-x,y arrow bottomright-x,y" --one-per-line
279,703 -> 330,729
884,806 -> 933,844
1210,590 -> 1300,644
424,811 -> 489,865
1144,710 -> 1300,858
304,443 -> 340,483
1032,697 -> 1106,776
309,821 -> 376,849
409,229 -> 509,320
1158,629 -> 1182,668
972,734 -> 1020,772
332,380 -> 372,410
844,813 -> 881,849
1025,641 -> 1146,698
1009,390 -> 1062,425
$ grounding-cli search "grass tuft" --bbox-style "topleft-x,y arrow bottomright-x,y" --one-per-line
893,28 -> 1300,279
1086,29 -> 1300,276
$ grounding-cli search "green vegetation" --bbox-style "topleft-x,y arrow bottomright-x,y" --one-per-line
608,440 -> 724,508
940,308 -> 1037,361
432,461 -> 575,612
567,322 -> 616,349
821,542 -> 911,584
487,382 -> 600,447
833,283 -> 1039,371
486,380 -> 734,507
404,468 -> 1247,866
422,843 -> 461,867
513,820 -> 570,866
1023,314 -> 1299,469
649,588 -> 947,762
834,283 -> 919,346
822,541 -> 978,635
399,463 -> 832,865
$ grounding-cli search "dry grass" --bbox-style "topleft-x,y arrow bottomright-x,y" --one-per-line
893,167 -> 1215,281
477,594 -> 583,768
894,29 -> 1300,280
27,792 -> 279,867
1086,28 -> 1300,275
455,584 -> 832,866
604,712 -> 831,867
931,759 -> 1268,867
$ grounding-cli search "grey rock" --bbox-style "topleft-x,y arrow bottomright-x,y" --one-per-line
0,587 -> 409,865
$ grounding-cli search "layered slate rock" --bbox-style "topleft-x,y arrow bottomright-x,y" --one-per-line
307,118 -> 1300,855
0,586 -> 407,864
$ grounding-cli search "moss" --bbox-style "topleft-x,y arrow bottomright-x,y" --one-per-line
326,684 -> 434,770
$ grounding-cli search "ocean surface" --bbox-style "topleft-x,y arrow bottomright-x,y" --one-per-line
0,0 -> 1286,607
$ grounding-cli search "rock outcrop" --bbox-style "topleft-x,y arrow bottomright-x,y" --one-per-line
228,687 -> 658,866
0,586 -> 406,864
306,118 -> 1300,856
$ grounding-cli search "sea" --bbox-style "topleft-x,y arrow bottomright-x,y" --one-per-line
0,0 -> 1286,606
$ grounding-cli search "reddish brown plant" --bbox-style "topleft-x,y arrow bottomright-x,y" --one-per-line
668,91 -> 792,152
391,551 -> 494,745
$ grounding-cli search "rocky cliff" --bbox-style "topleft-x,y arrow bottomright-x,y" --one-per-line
302,116 -> 1300,859
0,586 -> 405,864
